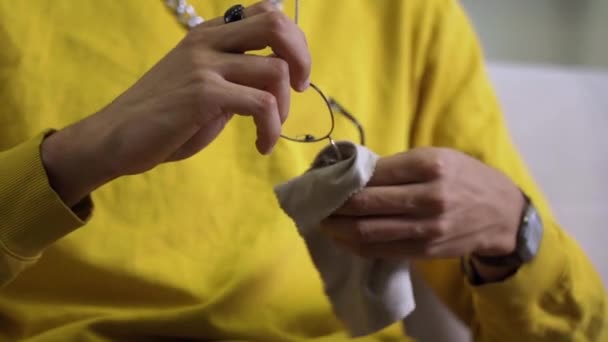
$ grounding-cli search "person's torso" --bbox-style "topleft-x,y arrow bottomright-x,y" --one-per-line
0,1 -> 424,340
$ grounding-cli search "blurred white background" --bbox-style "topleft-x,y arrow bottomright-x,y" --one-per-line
408,2 -> 607,341
461,0 -> 608,68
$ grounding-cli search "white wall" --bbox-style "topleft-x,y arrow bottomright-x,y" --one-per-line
460,0 -> 608,68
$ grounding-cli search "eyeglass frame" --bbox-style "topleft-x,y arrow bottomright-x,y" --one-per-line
279,83 -> 365,160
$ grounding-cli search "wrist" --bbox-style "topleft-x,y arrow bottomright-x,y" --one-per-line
466,188 -> 527,283
475,188 -> 527,257
466,191 -> 542,284
469,254 -> 519,283
41,121 -> 118,207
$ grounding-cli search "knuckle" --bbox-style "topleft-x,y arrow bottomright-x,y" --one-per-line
258,0 -> 279,13
192,69 -> 216,87
425,152 -> 447,178
266,11 -> 290,33
422,243 -> 440,258
183,45 -> 215,71
183,28 -> 212,48
388,162 -> 408,182
428,183 -> 450,212
256,92 -> 277,113
428,219 -> 449,238
267,58 -> 290,79
182,30 -> 199,46
350,193 -> 370,213
409,223 -> 425,238
192,58 -> 214,74
399,193 -> 416,211
352,220 -> 369,242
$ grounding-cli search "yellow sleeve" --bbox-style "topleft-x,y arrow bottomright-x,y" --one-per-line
409,1 -> 607,340
0,132 -> 92,286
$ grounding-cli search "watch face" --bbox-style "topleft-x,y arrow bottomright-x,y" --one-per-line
519,203 -> 543,262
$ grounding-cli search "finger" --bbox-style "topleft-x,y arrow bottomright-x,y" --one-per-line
333,233 -> 477,260
213,79 -> 281,154
219,54 -> 290,124
368,148 -> 446,186
165,113 -> 235,162
331,237 -> 430,260
210,11 -> 311,91
334,183 -> 441,217
322,216 -> 442,244
194,1 -> 281,28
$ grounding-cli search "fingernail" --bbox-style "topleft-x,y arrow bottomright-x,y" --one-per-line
256,139 -> 273,155
256,139 -> 264,154
265,143 -> 275,155
298,78 -> 310,92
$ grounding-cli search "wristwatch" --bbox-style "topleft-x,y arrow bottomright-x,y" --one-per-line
462,195 -> 544,282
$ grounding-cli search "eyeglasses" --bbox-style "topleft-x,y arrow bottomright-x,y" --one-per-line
278,0 -> 365,161
280,83 -> 365,161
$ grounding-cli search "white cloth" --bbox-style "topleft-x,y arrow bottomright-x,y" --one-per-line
274,142 -> 415,337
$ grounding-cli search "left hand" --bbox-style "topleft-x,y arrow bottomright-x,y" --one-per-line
322,147 -> 526,261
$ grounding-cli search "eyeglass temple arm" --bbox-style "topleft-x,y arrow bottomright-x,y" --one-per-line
328,98 -> 366,146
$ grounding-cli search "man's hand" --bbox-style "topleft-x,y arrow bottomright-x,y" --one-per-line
322,147 -> 526,279
41,1 -> 310,207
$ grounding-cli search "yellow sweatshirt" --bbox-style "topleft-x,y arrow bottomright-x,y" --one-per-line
0,0 -> 605,341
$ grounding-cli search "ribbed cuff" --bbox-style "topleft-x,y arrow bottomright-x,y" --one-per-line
465,215 -> 567,332
0,132 -> 93,258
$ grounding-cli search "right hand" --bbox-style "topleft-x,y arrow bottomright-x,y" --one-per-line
42,1 -> 311,206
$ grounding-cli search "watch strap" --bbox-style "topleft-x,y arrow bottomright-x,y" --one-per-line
461,256 -> 484,285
